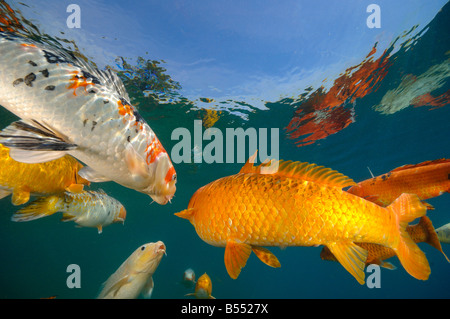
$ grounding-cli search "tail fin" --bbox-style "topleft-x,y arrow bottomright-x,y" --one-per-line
387,193 -> 430,281
416,216 -> 450,263
12,195 -> 61,222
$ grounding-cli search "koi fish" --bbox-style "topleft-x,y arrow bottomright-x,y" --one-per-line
175,152 -> 431,284
186,273 -> 215,299
347,159 -> 450,207
12,190 -> 126,233
0,32 -> 176,204
97,241 -> 166,299
0,143 -> 89,205
320,216 -> 449,269
182,268 -> 196,288
436,223 -> 450,244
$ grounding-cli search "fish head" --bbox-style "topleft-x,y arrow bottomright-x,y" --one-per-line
113,205 -> 127,224
125,142 -> 176,204
133,241 -> 166,274
147,153 -> 177,205
195,273 -> 212,296
174,186 -> 206,223
183,268 -> 196,282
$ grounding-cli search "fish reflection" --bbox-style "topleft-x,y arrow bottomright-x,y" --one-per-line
374,57 -> 450,114
286,43 -> 391,146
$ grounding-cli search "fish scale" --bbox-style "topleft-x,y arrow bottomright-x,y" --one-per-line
176,153 -> 431,284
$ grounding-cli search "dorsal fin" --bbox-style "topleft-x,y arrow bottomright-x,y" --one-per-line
239,151 -> 259,174
390,158 -> 450,173
239,151 -> 356,188
273,160 -> 356,188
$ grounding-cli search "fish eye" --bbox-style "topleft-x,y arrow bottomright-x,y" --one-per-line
172,174 -> 177,182
141,246 -> 146,251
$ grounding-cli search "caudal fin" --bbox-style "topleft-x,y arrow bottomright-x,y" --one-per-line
11,195 -> 60,222
387,193 -> 430,281
416,216 -> 450,262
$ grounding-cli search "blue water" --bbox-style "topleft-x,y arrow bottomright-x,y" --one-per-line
0,0 -> 449,299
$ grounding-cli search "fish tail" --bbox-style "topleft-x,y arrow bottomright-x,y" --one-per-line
387,193 -> 430,281
417,216 -> 450,262
11,195 -> 61,222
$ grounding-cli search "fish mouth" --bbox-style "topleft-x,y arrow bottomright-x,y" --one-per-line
155,241 -> 166,255
114,207 -> 127,224
150,194 -> 174,205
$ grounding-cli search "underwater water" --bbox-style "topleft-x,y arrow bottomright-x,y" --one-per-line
0,0 -> 449,300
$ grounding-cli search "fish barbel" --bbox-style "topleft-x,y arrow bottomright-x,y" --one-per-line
0,32 -> 176,204
175,152 -> 431,284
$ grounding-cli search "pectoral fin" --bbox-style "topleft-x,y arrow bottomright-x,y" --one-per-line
9,149 -> 68,163
12,188 -> 30,206
379,261 -> 397,270
125,143 -> 148,179
326,241 -> 368,285
0,189 -> 11,200
0,120 -> 76,163
103,276 -> 130,298
224,240 -> 252,279
141,277 -> 154,299
78,166 -> 111,183
65,183 -> 85,193
60,213 -> 76,222
252,246 -> 281,268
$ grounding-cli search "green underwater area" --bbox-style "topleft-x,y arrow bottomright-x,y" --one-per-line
0,0 -> 449,299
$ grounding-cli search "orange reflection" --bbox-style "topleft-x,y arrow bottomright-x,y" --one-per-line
0,2 -> 25,33
286,43 -> 392,147
412,90 -> 450,111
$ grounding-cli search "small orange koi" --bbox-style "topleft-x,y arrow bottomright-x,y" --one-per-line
347,159 -> 450,207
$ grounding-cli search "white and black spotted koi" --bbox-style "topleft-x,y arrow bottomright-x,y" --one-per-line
0,32 -> 176,204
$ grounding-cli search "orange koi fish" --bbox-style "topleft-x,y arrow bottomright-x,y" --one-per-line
320,216 -> 449,269
175,152 -> 431,284
186,273 -> 215,299
347,159 -> 450,207
0,143 -> 89,205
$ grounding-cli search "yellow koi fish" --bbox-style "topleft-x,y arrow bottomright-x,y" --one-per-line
186,273 -> 215,299
175,152 -> 431,284
0,143 -> 89,205
12,190 -> 126,233
97,241 -> 166,299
